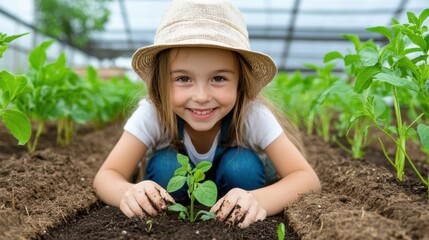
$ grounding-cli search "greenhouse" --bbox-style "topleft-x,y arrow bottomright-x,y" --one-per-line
1,0 -> 429,239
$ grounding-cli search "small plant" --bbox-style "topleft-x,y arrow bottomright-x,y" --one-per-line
0,32 -> 33,145
144,219 -> 153,233
167,153 -> 217,222
277,222 -> 285,240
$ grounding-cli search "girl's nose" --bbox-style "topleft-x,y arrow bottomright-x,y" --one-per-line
192,84 -> 212,103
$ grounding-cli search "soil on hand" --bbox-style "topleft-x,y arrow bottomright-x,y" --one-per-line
1,121 -> 428,239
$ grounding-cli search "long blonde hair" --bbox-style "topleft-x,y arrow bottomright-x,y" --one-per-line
146,48 -> 305,155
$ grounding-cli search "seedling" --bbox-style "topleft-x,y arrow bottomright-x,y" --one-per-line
277,222 -> 285,240
167,153 -> 217,222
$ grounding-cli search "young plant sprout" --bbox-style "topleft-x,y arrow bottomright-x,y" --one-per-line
166,153 -> 217,222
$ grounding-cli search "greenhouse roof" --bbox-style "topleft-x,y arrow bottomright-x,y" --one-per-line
1,0 -> 429,73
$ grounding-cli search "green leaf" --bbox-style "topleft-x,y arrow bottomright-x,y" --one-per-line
1,109 -> 31,145
167,203 -> 188,213
278,222 -> 285,240
195,161 -> 212,173
374,72 -> 419,91
323,51 -> 343,63
354,66 -> 380,93
344,54 -> 361,66
167,176 -> 186,192
342,34 -> 361,51
29,40 -> 54,70
177,153 -> 189,166
417,124 -> 429,151
407,34 -> 427,52
407,12 -> 419,26
2,32 -> 29,44
0,45 -> 8,58
359,47 -> 379,66
174,166 -> 187,176
194,180 -> 217,207
366,26 -> 392,40
199,210 -> 216,221
193,170 -> 205,183
418,9 -> 429,25
0,71 -> 32,101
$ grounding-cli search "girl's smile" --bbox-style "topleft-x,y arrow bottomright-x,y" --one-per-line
169,47 -> 239,133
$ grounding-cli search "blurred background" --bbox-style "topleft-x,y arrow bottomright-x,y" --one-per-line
1,0 -> 429,80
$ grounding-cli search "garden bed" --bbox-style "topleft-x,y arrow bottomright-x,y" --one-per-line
1,122 -> 428,239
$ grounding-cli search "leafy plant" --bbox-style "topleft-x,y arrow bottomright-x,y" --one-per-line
35,0 -> 111,47
325,9 -> 429,194
167,154 -> 218,222
0,32 -> 33,145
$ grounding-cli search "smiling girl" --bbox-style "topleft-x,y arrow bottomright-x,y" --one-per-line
93,0 -> 320,228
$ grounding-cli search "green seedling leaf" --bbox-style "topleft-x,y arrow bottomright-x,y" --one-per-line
1,109 -> 31,145
323,51 -> 343,63
193,170 -> 205,183
177,153 -> 189,166
0,71 -> 33,101
1,32 -> 29,44
0,45 -> 8,58
366,26 -> 392,40
417,124 -> 429,151
174,166 -> 187,176
342,34 -> 361,51
407,12 -> 419,26
198,210 -> 216,221
194,180 -> 217,207
167,176 -> 186,192
278,222 -> 286,240
195,161 -> 212,173
359,47 -> 379,66
168,203 -> 188,212
29,40 -> 54,70
374,72 -> 419,91
418,9 -> 429,24
354,66 -> 380,93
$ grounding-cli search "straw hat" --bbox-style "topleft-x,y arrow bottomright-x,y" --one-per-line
131,0 -> 277,92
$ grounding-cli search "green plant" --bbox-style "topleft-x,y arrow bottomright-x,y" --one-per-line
277,222 -> 285,240
326,9 -> 429,194
167,154 -> 217,222
0,32 -> 33,145
35,0 -> 111,47
144,219 -> 153,233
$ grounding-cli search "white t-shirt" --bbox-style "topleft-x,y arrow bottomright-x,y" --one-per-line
124,99 -> 284,166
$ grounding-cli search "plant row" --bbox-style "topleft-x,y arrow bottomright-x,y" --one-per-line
0,33 -> 144,152
264,10 -> 429,196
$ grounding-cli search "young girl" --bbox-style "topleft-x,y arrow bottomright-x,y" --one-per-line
93,0 -> 320,228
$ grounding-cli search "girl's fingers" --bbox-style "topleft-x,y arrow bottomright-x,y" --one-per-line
119,199 -> 135,218
226,197 -> 251,225
210,196 -> 225,213
121,196 -> 145,217
215,196 -> 239,221
237,201 -> 266,228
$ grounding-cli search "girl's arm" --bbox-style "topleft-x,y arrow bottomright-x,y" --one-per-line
93,131 -> 174,217
211,132 -> 320,227
251,132 -> 321,216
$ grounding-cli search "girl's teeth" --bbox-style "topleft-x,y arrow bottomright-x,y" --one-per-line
192,109 -> 212,115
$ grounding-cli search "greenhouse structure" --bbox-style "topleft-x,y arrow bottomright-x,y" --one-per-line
1,0 -> 429,239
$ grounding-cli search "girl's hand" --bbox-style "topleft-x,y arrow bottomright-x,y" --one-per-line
210,188 -> 267,228
119,180 -> 175,218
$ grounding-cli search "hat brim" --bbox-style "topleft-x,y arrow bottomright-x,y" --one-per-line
131,43 -> 277,91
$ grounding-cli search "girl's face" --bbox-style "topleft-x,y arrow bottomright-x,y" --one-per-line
169,47 -> 239,133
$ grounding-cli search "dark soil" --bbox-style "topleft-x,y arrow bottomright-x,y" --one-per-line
1,120 -> 428,239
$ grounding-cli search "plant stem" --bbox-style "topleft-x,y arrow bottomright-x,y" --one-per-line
393,87 -> 405,181
27,120 -> 45,153
190,195 -> 195,222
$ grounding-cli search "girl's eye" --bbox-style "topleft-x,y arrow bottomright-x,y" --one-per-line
176,76 -> 190,82
213,76 -> 225,82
